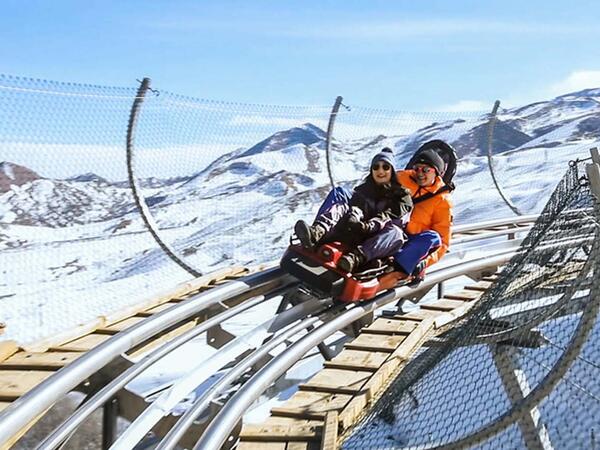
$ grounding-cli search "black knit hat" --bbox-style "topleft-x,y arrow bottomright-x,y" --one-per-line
370,147 -> 395,171
414,149 -> 445,176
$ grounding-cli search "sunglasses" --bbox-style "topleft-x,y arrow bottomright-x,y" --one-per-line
413,165 -> 434,174
371,163 -> 391,171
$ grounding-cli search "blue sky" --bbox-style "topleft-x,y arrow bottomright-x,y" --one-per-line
1,0 -> 600,111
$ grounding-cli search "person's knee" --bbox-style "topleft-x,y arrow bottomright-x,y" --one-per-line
419,230 -> 441,247
391,225 -> 405,242
333,186 -> 352,203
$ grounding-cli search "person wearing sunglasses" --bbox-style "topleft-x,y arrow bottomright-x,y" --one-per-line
389,145 -> 453,283
294,147 -> 413,273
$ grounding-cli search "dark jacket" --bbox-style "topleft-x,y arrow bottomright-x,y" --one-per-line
349,176 -> 413,230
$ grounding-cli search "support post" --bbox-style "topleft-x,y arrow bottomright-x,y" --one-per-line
590,147 -> 600,165
586,162 -> 600,201
491,345 -> 554,450
325,96 -> 343,189
288,292 -> 336,360
102,397 -> 119,450
437,281 -> 444,299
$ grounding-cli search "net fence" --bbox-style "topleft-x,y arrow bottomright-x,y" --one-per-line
343,159 -> 600,449
0,74 -> 597,347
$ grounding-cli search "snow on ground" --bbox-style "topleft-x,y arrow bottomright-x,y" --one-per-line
0,136 -> 592,347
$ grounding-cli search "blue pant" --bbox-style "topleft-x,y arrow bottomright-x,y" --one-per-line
314,187 -> 441,271
314,187 -> 405,261
393,231 -> 441,274
316,186 -> 352,218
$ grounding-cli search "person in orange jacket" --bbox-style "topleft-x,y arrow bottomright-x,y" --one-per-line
392,147 -> 453,281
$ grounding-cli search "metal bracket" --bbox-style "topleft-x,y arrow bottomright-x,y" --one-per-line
491,344 -> 554,449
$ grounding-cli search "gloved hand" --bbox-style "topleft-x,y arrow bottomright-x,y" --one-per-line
347,206 -> 364,224
391,184 -> 411,198
347,219 -> 378,236
347,207 -> 365,234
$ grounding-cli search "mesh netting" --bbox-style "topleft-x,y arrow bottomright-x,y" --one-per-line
1,74 -> 597,348
128,89 -> 332,275
0,75 -> 183,346
343,159 -> 600,449
330,102 -> 599,223
0,75 -> 335,346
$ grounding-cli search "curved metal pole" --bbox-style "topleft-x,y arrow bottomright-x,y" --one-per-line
192,251 -> 519,450
325,96 -> 343,189
486,100 -> 523,216
126,77 -> 202,277
37,287 -> 294,450
0,269 -> 284,448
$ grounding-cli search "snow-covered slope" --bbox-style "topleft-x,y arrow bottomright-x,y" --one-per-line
1,88 -> 599,345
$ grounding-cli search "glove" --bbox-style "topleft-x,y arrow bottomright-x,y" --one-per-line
348,219 -> 379,236
347,218 -> 368,235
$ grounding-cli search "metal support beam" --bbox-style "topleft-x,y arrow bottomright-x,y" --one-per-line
102,397 -> 119,450
590,147 -> 600,165
288,291 -> 337,360
491,345 -> 554,450
586,161 -> 600,201
325,96 -> 343,189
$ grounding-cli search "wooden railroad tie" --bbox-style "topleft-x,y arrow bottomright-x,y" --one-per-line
0,266 -> 249,450
238,276 -> 494,449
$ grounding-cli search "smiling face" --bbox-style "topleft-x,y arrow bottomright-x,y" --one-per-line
413,163 -> 437,187
371,161 -> 392,185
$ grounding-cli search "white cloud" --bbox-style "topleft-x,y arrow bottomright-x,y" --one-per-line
229,115 -> 325,128
491,70 -> 600,109
151,17 -> 591,41
0,142 -> 239,180
434,100 -> 491,113
549,70 -> 600,96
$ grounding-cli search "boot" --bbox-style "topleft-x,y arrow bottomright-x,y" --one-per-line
294,220 -> 326,250
337,249 -> 366,273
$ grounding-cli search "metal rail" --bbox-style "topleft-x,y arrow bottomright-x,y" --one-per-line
453,214 -> 537,234
0,217 -> 542,449
156,314 -> 327,450
0,268 -> 288,447
36,286 -> 297,449
193,251 -> 521,450
110,295 -> 339,449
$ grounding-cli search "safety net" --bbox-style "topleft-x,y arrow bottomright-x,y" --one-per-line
343,158 -> 600,449
1,74 -> 597,348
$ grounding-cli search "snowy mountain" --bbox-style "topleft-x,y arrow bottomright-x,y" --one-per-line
239,123 -> 326,157
66,172 -> 110,184
2,87 -> 600,346
2,88 -> 600,231
0,161 -> 41,193
0,178 -> 134,227
394,87 -> 600,159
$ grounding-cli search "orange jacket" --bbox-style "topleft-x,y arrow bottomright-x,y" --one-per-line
397,169 -> 453,268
